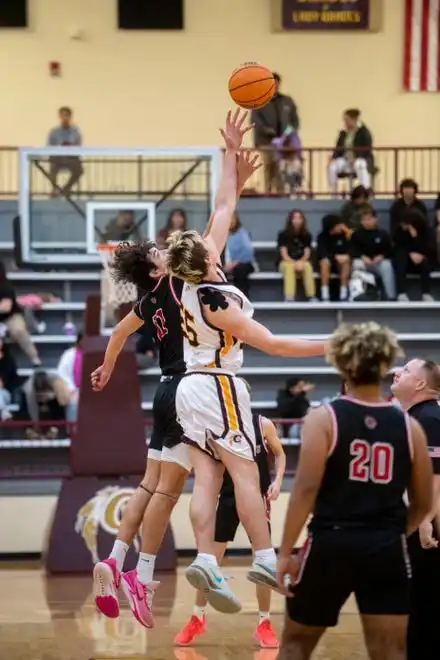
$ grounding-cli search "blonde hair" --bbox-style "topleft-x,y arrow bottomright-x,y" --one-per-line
326,322 -> 403,385
166,230 -> 209,285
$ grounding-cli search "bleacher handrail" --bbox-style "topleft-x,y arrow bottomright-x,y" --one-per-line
0,145 -> 438,198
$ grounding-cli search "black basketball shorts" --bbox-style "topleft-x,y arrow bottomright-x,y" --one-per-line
286,528 -> 411,628
214,491 -> 271,543
149,375 -> 184,455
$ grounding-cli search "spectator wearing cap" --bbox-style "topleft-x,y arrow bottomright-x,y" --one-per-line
276,377 -> 313,440
251,73 -> 299,194
328,108 -> 374,194
389,178 -> 428,237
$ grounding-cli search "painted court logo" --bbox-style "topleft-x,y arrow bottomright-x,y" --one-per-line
75,486 -> 140,563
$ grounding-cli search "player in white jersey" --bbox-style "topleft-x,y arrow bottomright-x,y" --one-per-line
166,141 -> 327,615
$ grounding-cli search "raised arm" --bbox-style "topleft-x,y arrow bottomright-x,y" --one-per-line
91,310 -> 143,391
202,292 -> 326,357
203,110 -> 255,258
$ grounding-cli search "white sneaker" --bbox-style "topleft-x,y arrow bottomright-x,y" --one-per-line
185,558 -> 241,614
397,293 -> 409,302
422,294 -> 434,302
247,559 -> 281,593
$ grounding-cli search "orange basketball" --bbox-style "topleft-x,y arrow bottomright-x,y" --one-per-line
228,63 -> 275,110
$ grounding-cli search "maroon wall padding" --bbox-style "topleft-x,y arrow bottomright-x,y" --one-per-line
70,334 -> 146,476
44,476 -> 176,574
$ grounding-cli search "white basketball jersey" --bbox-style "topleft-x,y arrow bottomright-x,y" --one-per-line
180,279 -> 254,375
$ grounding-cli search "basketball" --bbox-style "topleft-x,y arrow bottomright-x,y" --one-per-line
228,63 -> 275,110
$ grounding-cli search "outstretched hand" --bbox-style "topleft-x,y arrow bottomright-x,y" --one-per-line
237,149 -> 262,192
220,108 -> 254,151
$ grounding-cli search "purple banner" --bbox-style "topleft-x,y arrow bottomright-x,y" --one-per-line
282,0 -> 370,30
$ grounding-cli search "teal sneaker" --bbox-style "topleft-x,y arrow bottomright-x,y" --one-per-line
185,558 -> 242,614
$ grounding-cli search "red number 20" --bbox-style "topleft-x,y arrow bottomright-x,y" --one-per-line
349,439 -> 394,484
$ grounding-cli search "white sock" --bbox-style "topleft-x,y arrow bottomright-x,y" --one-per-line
193,605 -> 206,621
136,552 -> 156,585
259,611 -> 270,623
321,285 -> 329,301
340,285 -> 348,300
197,553 -> 218,566
255,548 -> 277,567
109,540 -> 129,573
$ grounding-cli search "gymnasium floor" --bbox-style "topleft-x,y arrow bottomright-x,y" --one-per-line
0,564 -> 368,660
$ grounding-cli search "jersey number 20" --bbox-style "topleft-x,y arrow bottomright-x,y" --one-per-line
349,439 -> 394,484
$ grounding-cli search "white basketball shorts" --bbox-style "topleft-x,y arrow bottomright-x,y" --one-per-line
176,372 -> 256,461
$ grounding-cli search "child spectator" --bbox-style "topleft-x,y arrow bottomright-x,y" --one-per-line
277,209 -> 316,302
317,215 -> 351,301
350,207 -> 396,300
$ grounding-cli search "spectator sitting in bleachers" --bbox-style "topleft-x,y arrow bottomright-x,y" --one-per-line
102,210 -> 141,243
389,178 -> 427,237
157,208 -> 187,249
393,210 -> 433,302
328,108 -> 373,195
350,206 -> 396,300
277,209 -> 316,302
18,369 -> 70,440
339,185 -> 369,230
224,212 -> 255,298
0,262 -> 41,367
276,377 -> 313,440
317,214 -> 351,302
56,331 -> 83,422
0,337 -> 19,396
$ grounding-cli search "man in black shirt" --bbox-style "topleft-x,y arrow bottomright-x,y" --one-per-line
350,207 -> 396,300
391,359 -> 440,660
392,209 -> 433,302
317,214 -> 351,302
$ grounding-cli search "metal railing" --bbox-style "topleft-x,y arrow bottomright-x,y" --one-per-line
1,146 -> 440,199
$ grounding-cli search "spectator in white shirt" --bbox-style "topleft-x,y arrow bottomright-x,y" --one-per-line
56,331 -> 83,422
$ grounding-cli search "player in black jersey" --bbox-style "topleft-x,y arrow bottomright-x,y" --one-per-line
276,322 -> 433,660
90,110 -> 261,626
175,409 -> 286,649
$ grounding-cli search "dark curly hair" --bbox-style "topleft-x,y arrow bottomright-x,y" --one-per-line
111,240 -> 158,292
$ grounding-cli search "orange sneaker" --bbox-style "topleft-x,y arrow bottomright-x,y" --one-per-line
174,615 -> 207,646
254,619 -> 279,649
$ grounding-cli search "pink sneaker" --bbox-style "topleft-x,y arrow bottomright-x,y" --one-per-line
93,558 -> 120,618
121,569 -> 159,629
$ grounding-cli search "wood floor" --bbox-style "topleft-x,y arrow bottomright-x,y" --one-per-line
0,564 -> 368,660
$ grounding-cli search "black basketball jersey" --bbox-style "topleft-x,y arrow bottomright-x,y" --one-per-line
310,397 -> 412,534
220,414 -> 272,497
133,276 -> 185,376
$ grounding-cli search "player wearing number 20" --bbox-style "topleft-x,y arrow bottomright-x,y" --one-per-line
277,322 -> 433,660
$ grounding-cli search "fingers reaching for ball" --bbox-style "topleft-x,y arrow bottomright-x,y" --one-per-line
220,108 -> 254,151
